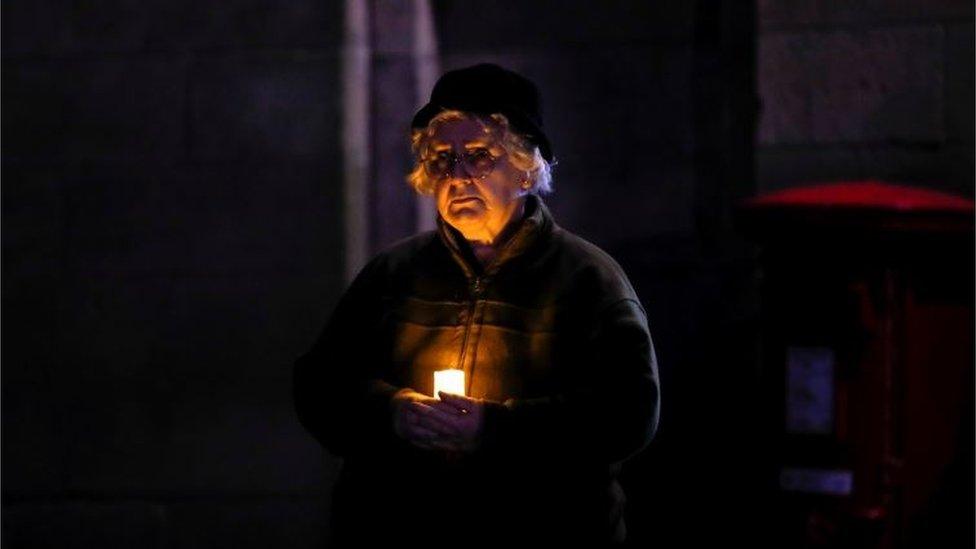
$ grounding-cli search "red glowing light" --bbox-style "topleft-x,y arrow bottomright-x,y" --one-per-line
741,180 -> 974,213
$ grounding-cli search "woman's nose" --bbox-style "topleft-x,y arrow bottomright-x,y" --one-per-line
448,156 -> 474,180
448,172 -> 473,188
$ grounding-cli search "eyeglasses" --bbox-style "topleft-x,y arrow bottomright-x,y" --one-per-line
423,148 -> 498,180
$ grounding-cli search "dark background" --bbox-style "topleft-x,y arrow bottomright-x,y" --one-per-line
2,1 -> 972,548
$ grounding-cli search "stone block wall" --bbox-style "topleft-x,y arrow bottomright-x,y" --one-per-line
757,0 -> 974,196
3,2 -> 345,547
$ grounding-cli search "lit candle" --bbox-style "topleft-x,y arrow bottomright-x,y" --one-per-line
434,369 -> 465,398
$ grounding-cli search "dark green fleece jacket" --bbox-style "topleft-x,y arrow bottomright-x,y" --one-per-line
293,193 -> 660,547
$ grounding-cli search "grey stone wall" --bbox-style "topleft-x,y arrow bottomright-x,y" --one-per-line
3,2 -> 345,548
757,0 -> 975,196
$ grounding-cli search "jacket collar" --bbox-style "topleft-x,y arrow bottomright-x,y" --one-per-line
436,193 -> 555,279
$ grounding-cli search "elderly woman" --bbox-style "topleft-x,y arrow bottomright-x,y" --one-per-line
293,63 -> 660,547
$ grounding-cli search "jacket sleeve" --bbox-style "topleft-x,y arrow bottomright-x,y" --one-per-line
292,257 -> 405,458
479,297 -> 661,465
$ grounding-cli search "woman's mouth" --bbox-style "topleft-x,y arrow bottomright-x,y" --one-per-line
451,197 -> 481,204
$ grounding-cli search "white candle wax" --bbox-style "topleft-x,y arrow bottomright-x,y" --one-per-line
434,369 -> 465,398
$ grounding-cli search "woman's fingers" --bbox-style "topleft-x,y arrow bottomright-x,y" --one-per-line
409,399 -> 456,420
414,414 -> 460,439
393,392 -> 479,453
409,423 -> 440,440
437,392 -> 477,414
407,402 -> 461,435
430,398 -> 466,417
406,422 -> 461,451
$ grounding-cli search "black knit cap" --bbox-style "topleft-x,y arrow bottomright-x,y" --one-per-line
411,63 -> 554,163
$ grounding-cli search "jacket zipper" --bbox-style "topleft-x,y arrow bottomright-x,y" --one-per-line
456,276 -> 485,392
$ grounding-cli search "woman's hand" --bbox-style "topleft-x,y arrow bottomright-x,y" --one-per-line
429,391 -> 487,453
390,388 -> 489,454
390,388 -> 464,451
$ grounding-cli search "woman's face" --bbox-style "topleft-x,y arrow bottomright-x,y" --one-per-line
427,116 -> 528,245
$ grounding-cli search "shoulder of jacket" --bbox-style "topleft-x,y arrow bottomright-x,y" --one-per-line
550,227 -> 642,311
552,227 -> 630,280
348,230 -> 438,287
365,230 -> 437,268
379,230 -> 438,260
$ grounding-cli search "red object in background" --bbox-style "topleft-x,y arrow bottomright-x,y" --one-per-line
736,181 -> 974,549
738,180 -> 974,235
740,180 -> 973,212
